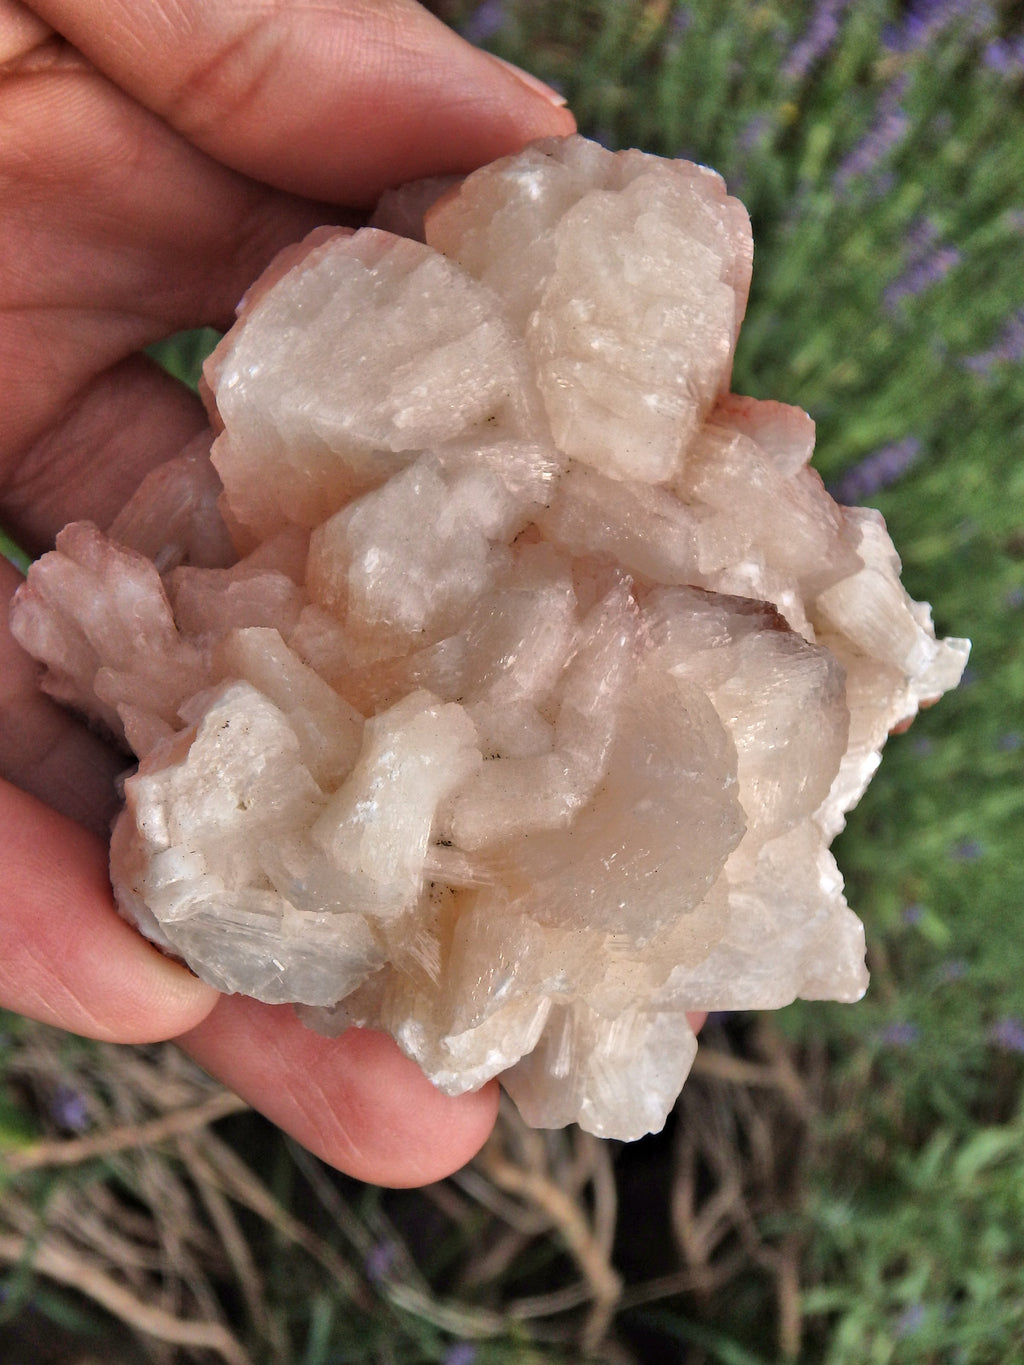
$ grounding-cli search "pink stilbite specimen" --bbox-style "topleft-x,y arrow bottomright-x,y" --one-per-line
11,136 -> 969,1140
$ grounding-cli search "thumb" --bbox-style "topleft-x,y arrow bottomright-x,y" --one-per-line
28,0 -> 575,204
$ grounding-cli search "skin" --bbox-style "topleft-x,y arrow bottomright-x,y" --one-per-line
0,0 -> 702,1186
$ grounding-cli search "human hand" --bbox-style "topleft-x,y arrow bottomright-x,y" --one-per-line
0,0 -> 575,1186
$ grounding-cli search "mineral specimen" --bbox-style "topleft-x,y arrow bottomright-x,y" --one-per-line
11,136 -> 969,1140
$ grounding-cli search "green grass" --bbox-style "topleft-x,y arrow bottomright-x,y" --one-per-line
3,1 -> 1023,1361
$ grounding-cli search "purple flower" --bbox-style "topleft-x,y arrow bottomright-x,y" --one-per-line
865,170 -> 897,201
912,216 -> 942,247
365,1240 -> 396,1284
830,436 -> 922,504
989,1017 -> 1024,1053
782,0 -> 849,82
670,6 -> 692,35
997,731 -> 1022,752
902,903 -> 925,926
51,1084 -> 90,1133
984,37 -> 1024,75
940,959 -> 968,982
460,0 -> 507,45
880,1022 -> 920,1048
963,309 -> 1024,376
903,216 -> 941,259
950,838 -> 983,862
912,735 -> 934,757
834,78 -> 909,189
884,245 -> 960,310
884,0 -> 995,54
737,113 -> 773,154
895,1302 -> 926,1337
442,1345 -> 478,1365
1006,586 -> 1024,609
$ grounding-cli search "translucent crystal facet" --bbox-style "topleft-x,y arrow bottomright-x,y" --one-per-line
11,136 -> 969,1140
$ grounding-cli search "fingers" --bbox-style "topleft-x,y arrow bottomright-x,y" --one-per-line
2,1 -> 574,545
0,779 -> 219,1040
3,535 -> 498,1183
4,535 -> 497,1181
180,996 -> 500,1186
0,712 -> 497,1181
180,1002 -> 705,1184
0,59 -> 330,500
0,0 -> 52,61
29,0 -> 575,204
1,357 -> 213,559
0,556 -> 126,829
2,512 -> 215,1043
2,0 -> 561,1183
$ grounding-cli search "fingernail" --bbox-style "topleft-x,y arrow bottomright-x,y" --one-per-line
486,54 -> 568,107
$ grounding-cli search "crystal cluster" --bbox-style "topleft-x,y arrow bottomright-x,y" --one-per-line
11,137 -> 969,1140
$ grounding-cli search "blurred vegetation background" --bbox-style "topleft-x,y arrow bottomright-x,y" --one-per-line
2,1 -> 1022,1361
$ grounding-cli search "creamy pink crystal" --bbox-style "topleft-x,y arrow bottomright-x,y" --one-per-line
11,136 -> 969,1140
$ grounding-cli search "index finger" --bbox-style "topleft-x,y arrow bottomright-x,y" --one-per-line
26,0 -> 575,205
